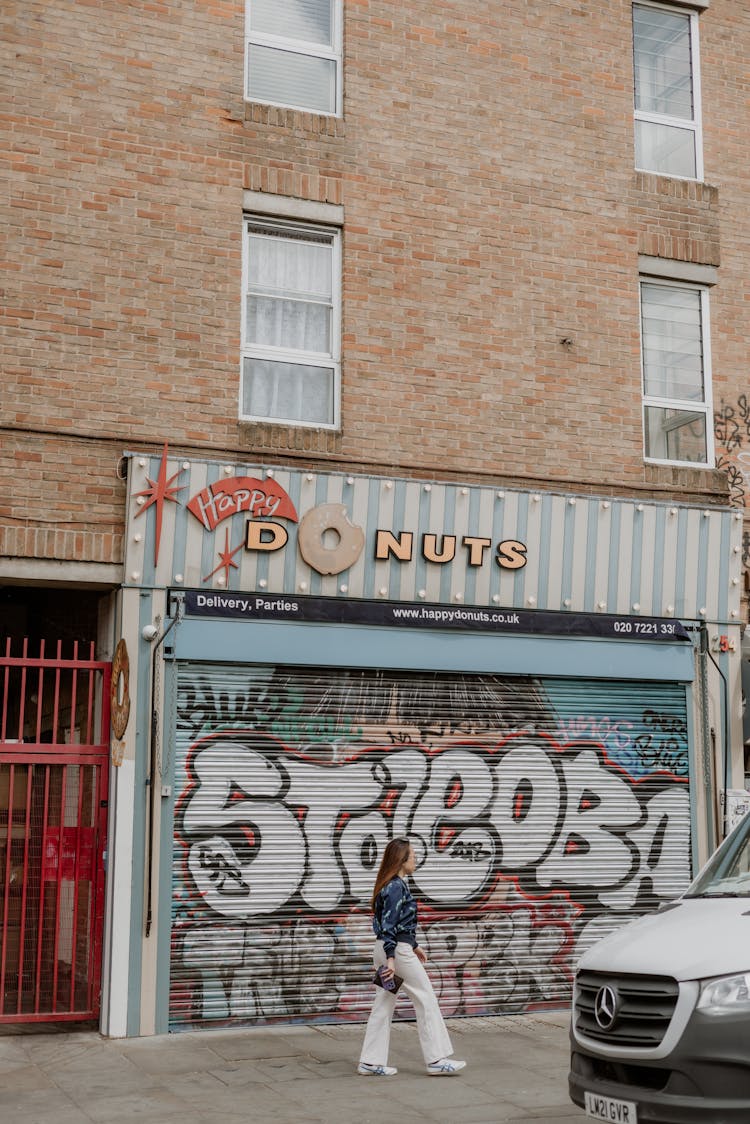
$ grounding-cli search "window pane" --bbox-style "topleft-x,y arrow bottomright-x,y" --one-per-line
634,5 -> 693,119
641,284 -> 703,400
247,44 -> 336,113
644,405 -> 707,463
246,296 -> 330,352
248,233 -> 332,301
243,357 -> 334,425
250,0 -> 333,47
635,119 -> 696,178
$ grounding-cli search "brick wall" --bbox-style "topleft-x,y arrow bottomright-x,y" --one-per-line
700,0 -> 750,529
1,0 -> 746,566
0,433 -> 125,564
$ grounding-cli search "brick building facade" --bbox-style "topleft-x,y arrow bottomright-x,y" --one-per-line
2,0 -> 749,1034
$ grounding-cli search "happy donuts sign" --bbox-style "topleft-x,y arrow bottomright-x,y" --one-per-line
184,474 -> 528,581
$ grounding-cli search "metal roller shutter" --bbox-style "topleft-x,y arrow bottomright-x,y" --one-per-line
169,663 -> 691,1030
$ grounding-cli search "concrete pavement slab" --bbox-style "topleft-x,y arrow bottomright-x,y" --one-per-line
21,1037 -> 118,1072
49,1064 -> 160,1101
0,1038 -> 32,1070
69,1086 -> 193,1123
0,1063 -> 56,1092
200,1031 -> 310,1060
0,1010 -> 586,1123
0,1086 -> 97,1123
157,1077 -> 317,1120
156,1069 -> 232,1099
430,1102 -> 575,1124
116,1041 -> 225,1075
204,1059 -> 271,1085
282,1081 -> 444,1124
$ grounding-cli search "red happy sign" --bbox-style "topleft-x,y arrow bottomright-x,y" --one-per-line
187,477 -> 298,532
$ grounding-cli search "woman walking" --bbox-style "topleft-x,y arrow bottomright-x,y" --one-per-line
357,837 -> 467,1077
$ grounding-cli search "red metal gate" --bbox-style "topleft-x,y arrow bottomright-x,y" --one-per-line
0,638 -> 110,1023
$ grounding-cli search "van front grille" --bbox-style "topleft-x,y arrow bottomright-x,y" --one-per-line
575,969 -> 679,1049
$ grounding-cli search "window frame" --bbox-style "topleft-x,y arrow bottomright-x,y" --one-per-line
240,215 -> 342,431
632,0 -> 704,181
639,275 -> 714,468
244,0 -> 343,117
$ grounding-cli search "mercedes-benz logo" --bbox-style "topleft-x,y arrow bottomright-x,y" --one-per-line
594,985 -> 618,1031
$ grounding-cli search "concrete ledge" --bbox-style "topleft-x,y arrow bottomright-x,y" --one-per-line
243,190 -> 344,225
0,558 -> 122,588
639,254 -> 718,286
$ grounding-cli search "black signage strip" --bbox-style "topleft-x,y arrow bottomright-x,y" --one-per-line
177,589 -> 690,642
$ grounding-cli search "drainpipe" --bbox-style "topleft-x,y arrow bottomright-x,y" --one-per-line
144,594 -> 184,938
697,625 -> 716,853
701,623 -> 730,838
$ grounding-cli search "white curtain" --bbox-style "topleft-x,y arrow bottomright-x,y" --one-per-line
243,358 -> 333,425
244,227 -> 335,424
247,231 -> 332,354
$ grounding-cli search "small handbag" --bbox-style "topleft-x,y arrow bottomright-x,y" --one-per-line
373,965 -> 404,993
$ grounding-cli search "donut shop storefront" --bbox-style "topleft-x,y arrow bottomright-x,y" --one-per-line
102,449 -> 742,1037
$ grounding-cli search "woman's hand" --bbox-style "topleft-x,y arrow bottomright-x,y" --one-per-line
381,957 -> 396,980
415,946 -> 427,964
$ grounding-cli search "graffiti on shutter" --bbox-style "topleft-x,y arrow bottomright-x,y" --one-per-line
170,666 -> 689,1028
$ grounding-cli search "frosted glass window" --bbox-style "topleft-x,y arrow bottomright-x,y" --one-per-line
247,45 -> 336,114
243,358 -> 334,426
641,280 -> 711,466
250,0 -> 332,47
245,0 -> 341,115
633,3 -> 702,179
242,220 -> 340,428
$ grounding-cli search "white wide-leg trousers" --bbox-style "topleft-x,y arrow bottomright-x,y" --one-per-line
359,940 -> 453,1068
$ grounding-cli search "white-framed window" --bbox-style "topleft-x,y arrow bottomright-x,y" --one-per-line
640,277 -> 713,465
241,217 -> 341,429
633,1 -> 703,180
245,0 -> 342,115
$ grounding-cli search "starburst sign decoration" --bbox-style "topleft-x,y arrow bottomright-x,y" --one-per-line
134,443 -> 186,566
203,526 -> 244,585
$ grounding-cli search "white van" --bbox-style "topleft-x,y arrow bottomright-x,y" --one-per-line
569,813 -> 750,1122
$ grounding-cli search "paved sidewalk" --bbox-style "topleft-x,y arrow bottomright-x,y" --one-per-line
0,1010 -> 585,1123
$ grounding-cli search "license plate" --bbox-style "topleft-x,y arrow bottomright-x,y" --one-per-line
584,1091 -> 638,1122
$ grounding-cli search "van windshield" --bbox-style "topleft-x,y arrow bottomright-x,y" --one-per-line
685,818 -> 750,897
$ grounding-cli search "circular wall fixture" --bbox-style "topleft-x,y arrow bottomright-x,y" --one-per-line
110,638 -> 131,740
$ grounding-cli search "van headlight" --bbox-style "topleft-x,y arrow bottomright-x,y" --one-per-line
697,973 -> 750,1014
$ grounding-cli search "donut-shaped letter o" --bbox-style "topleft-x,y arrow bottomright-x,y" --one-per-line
297,503 -> 365,576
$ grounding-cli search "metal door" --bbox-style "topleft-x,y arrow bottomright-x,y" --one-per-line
169,662 -> 691,1030
0,638 -> 110,1023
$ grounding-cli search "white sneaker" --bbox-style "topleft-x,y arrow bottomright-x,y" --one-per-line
357,1063 -> 398,1076
426,1058 -> 466,1076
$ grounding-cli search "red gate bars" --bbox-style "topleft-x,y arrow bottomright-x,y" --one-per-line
0,638 -> 110,1022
